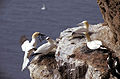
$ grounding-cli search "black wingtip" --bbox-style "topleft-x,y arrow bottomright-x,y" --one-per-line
19,35 -> 28,45
30,53 -> 42,57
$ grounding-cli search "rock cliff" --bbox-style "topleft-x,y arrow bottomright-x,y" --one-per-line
28,23 -> 119,79
28,0 -> 120,79
97,0 -> 120,54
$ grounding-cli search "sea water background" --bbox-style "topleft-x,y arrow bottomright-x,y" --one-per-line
0,0 -> 103,79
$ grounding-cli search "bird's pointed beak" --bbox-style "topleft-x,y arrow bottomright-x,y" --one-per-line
42,35 -> 47,40
38,33 -> 47,42
77,22 -> 84,26
39,33 -> 46,36
38,36 -> 42,42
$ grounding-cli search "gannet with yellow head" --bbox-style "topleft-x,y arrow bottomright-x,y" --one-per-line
81,21 -> 103,50
33,37 -> 57,55
20,32 -> 45,71
69,21 -> 89,39
77,20 -> 89,31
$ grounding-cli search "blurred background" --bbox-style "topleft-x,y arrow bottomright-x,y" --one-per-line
0,0 -> 103,79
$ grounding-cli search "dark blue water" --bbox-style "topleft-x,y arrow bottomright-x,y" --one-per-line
0,0 -> 103,79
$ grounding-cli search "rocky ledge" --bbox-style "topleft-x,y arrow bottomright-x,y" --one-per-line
27,0 -> 120,78
28,23 -> 119,79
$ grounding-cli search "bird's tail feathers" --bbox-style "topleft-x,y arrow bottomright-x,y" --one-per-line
31,53 -> 42,57
20,35 -> 28,45
21,58 -> 29,71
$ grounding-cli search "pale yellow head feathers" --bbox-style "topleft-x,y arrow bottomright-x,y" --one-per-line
82,21 -> 89,29
32,32 -> 40,38
77,20 -> 89,29
85,32 -> 91,42
77,21 -> 91,42
82,21 -> 91,42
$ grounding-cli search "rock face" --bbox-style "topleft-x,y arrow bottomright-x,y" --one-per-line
55,24 -> 117,79
28,23 -> 119,79
27,1 -> 120,78
28,53 -> 61,79
24,0 -> 120,78
97,0 -> 120,46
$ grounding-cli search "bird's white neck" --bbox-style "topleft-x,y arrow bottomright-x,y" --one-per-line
48,39 -> 55,44
83,22 -> 89,30
83,22 -> 90,42
31,37 -> 37,47
85,32 -> 91,42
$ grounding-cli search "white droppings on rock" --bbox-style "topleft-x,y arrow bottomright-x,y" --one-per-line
28,22 -> 117,79
85,65 -> 101,79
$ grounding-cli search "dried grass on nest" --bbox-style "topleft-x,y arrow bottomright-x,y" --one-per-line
30,52 -> 57,68
73,46 -> 108,72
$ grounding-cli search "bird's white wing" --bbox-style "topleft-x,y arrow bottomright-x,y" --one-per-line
21,40 -> 29,51
21,51 -> 29,71
69,27 -> 87,39
34,43 -> 51,54
73,28 -> 87,33
21,41 -> 35,71
21,40 -> 35,52
87,40 -> 102,49
94,40 -> 102,44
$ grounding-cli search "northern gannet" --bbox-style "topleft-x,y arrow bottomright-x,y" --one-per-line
86,40 -> 102,50
20,32 -> 45,71
69,21 -> 89,39
33,37 -> 57,55
77,20 -> 89,32
41,3 -> 46,10
85,29 -> 103,49
80,21 -> 103,50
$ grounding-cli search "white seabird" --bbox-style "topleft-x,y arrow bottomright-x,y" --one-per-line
69,21 -> 89,39
41,3 -> 46,10
33,37 -> 57,55
80,21 -> 103,50
76,20 -> 89,32
20,32 -> 42,71
85,27 -> 103,49
87,40 -> 102,50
